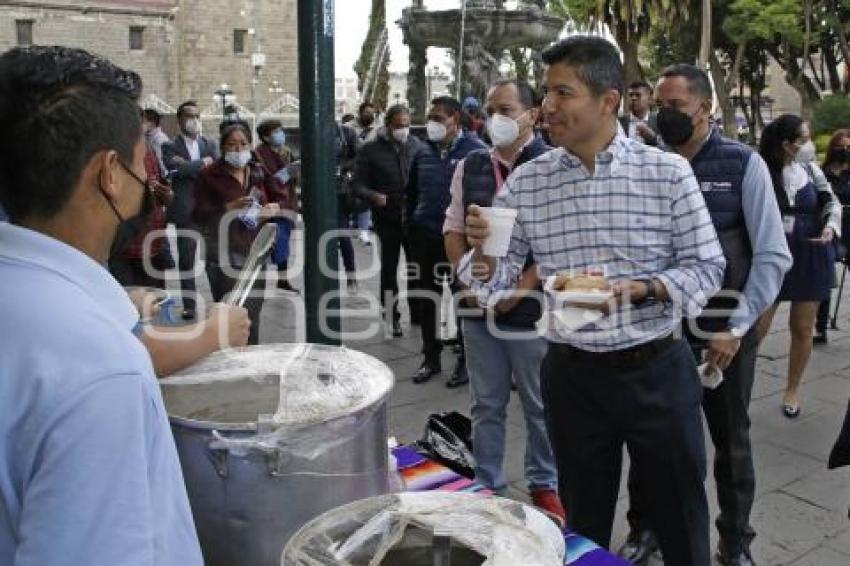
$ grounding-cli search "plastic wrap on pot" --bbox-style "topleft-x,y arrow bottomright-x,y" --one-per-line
282,492 -> 565,566
160,343 -> 394,460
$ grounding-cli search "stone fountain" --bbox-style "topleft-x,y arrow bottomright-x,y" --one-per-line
398,0 -> 564,121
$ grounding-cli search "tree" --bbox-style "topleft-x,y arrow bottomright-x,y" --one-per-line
354,0 -> 390,110
549,0 -> 690,87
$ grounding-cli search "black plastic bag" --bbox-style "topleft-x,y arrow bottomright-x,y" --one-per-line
415,411 -> 476,479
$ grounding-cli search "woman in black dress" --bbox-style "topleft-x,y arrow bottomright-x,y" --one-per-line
756,115 -> 842,418
815,129 -> 850,342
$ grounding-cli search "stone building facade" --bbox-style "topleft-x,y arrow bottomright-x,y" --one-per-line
0,0 -> 299,116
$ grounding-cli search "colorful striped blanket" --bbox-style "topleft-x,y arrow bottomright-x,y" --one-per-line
393,446 -> 630,566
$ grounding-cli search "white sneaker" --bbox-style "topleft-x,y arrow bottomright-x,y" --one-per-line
358,230 -> 371,246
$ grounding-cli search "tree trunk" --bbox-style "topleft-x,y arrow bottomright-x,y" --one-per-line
826,0 -> 850,92
824,42 -> 842,93
770,41 -> 821,121
614,21 -> 643,94
698,0 -> 712,68
708,50 -> 737,138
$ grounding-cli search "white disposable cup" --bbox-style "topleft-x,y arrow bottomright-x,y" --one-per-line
480,207 -> 518,257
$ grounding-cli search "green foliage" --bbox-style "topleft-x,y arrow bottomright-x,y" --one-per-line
724,0 -> 803,45
813,94 -> 850,135
815,132 -> 833,156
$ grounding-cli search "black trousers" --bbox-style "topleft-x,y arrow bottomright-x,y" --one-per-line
174,225 -> 199,312
542,338 -> 709,566
626,330 -> 759,554
408,225 -> 450,360
375,217 -> 404,323
206,262 -> 265,346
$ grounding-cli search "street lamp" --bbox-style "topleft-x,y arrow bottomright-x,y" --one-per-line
214,83 -> 233,119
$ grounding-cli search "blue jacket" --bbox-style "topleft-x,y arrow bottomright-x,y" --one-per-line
406,132 -> 486,238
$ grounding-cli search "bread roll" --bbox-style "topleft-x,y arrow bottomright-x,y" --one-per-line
553,274 -> 611,292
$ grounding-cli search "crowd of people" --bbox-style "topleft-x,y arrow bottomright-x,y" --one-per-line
3,36 -> 850,566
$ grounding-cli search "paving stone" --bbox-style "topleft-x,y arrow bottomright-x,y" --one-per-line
783,467 -> 850,514
749,492 -> 846,564
790,546 -> 850,565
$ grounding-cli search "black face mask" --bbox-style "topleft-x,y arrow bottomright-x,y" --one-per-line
656,106 -> 697,146
101,160 -> 154,259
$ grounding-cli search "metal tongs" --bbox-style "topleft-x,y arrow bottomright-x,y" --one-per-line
226,222 -> 278,307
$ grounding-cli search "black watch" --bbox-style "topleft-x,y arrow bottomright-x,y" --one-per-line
632,279 -> 656,306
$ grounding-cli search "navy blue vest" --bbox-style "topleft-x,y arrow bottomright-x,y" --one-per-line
461,136 -> 550,327
689,129 -> 753,334
409,133 -> 486,238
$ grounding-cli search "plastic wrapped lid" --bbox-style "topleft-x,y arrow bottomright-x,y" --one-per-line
282,492 -> 565,566
160,343 -> 394,428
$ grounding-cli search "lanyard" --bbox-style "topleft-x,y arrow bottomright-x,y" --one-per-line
490,153 -> 510,193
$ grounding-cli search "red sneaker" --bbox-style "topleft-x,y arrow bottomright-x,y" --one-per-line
531,489 -> 566,528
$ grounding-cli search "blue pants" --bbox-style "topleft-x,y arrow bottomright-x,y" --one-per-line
462,318 -> 558,492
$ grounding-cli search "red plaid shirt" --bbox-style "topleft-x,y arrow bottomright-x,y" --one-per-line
122,148 -> 168,259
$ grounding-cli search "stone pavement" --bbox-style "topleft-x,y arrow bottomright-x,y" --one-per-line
223,235 -> 850,565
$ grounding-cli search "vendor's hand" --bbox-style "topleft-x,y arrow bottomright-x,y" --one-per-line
202,156 -> 214,167
204,304 -> 251,348
372,193 -> 388,208
705,331 -> 741,371
127,288 -> 162,320
809,227 -> 835,244
636,123 -> 657,143
226,196 -> 254,211
465,204 -> 490,250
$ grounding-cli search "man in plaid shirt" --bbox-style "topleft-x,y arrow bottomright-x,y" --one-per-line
462,37 -> 724,565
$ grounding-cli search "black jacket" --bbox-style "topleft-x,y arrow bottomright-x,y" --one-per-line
162,134 -> 220,225
352,128 -> 422,223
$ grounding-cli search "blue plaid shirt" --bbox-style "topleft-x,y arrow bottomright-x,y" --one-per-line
459,132 -> 726,352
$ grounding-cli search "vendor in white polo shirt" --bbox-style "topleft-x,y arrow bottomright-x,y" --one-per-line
0,46 -> 207,565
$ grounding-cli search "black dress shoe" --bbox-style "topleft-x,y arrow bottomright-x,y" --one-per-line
181,308 -> 196,321
392,319 -> 403,338
617,529 -> 659,565
277,280 -> 300,294
446,361 -> 469,388
813,331 -> 828,344
413,361 -> 441,383
717,547 -> 756,566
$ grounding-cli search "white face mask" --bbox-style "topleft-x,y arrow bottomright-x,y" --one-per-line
426,120 -> 447,143
183,117 -> 200,136
795,140 -> 816,164
487,113 -> 522,148
224,149 -> 252,169
391,127 -> 410,143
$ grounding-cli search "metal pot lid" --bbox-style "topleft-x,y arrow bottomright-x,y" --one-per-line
160,343 -> 394,426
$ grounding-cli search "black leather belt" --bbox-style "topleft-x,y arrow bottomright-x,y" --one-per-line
552,334 -> 677,369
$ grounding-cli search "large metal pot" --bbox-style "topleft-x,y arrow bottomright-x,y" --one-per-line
160,344 -> 394,566
281,492 -> 566,566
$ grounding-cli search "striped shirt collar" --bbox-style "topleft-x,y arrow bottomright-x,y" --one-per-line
557,130 -> 628,171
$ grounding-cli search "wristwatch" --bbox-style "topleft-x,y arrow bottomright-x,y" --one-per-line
632,279 -> 656,306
